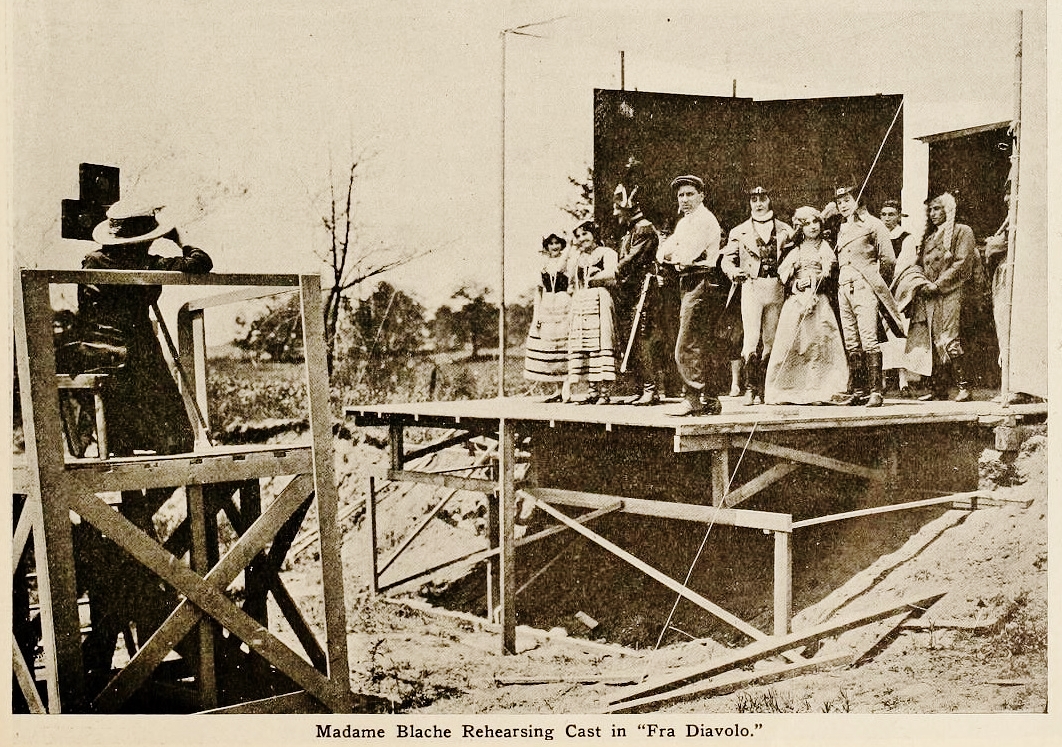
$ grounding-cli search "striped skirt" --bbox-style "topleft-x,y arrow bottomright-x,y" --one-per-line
567,288 -> 617,382
523,291 -> 572,381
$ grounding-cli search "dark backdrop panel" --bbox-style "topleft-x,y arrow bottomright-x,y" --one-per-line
926,127 -> 1011,242
594,90 -> 903,240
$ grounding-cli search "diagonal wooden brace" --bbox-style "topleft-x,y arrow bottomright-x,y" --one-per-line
735,438 -> 886,481
86,474 -> 349,713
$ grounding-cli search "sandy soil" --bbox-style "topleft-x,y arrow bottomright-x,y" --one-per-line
273,425 -> 1047,714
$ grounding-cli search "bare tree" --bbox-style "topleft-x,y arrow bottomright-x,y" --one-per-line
318,159 -> 430,374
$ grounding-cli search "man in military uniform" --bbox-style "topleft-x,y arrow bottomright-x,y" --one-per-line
613,180 -> 666,405
831,186 -> 903,407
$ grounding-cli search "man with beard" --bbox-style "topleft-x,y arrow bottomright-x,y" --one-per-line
656,175 -> 725,416
612,179 -> 666,405
722,186 -> 794,405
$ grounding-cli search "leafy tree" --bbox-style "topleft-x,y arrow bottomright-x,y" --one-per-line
561,164 -> 594,223
233,295 -> 304,363
448,285 -> 498,360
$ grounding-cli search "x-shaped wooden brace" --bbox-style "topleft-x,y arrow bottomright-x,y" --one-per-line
68,473 -> 354,713
12,497 -> 47,713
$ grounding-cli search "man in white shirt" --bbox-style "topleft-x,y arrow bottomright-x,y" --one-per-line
656,175 -> 725,416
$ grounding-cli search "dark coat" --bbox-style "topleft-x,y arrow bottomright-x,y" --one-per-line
77,242 -> 212,456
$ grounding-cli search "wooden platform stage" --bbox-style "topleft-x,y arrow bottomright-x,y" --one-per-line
348,395 -> 1046,654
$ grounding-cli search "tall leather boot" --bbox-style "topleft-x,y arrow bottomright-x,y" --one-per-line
951,354 -> 971,402
742,353 -> 758,406
846,350 -> 867,406
865,350 -> 884,407
754,350 -> 768,405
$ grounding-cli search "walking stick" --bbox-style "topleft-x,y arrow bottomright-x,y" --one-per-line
620,272 -> 654,374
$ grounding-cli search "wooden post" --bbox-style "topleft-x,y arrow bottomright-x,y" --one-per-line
486,487 -> 499,623
367,476 -> 379,596
15,271 -> 85,711
187,484 -> 218,709
389,422 -> 405,471
177,306 -> 210,430
299,274 -> 351,693
710,448 -> 729,506
498,418 -> 517,653
773,530 -> 792,636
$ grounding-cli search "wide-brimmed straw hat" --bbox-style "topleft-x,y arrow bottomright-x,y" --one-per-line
92,202 -> 174,245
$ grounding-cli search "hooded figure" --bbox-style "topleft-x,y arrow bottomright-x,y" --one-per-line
897,192 -> 976,401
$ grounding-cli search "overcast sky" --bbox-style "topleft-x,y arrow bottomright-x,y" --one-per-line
8,0 -> 1048,322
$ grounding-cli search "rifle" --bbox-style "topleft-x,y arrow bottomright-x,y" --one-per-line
621,272 -> 654,374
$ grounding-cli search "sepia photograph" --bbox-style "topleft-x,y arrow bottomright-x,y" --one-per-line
5,0 -> 1055,744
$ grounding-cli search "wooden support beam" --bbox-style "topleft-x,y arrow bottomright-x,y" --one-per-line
13,640 -> 47,714
526,486 -> 791,533
200,690 -> 324,715
386,469 -> 496,494
12,500 -> 33,567
606,651 -> 854,713
92,474 -> 316,712
182,285 -> 298,312
177,305 -> 211,431
533,499 -> 769,642
719,463 -> 800,509
735,438 -> 886,481
299,273 -> 350,693
36,269 -> 301,287
268,578 -> 329,672
791,493 -> 974,529
389,423 -> 405,471
773,531 -> 792,636
710,449 -> 729,506
609,591 -> 945,706
186,484 -> 218,710
498,419 -> 517,653
64,446 -> 314,493
16,271 -> 85,712
402,431 -> 474,463
367,476 -> 380,596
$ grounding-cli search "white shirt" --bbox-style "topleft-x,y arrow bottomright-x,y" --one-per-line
656,203 -> 722,267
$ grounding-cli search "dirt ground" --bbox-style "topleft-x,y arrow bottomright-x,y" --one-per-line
274,424 -> 1048,714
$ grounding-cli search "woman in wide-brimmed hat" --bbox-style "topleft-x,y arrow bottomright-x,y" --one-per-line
523,232 -> 573,401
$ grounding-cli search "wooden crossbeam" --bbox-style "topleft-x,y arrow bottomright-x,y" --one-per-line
791,493 -> 973,529
269,578 -> 329,672
90,474 -> 331,712
609,591 -> 945,706
378,488 -> 461,576
735,438 -> 885,481
401,431 -> 474,464
526,487 -> 791,533
63,447 -> 313,494
532,499 -> 770,642
36,269 -> 300,287
719,463 -> 801,508
12,500 -> 34,567
13,640 -> 46,713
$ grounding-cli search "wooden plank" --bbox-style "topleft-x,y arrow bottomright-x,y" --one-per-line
64,447 -> 313,493
200,690 -> 323,715
720,463 -> 801,509
499,419 -> 517,654
377,502 -> 620,594
402,431 -> 474,463
527,486 -> 791,533
791,493 -> 973,529
13,640 -> 47,713
70,489 -> 352,712
16,270 -> 86,712
37,269 -> 300,287
367,476 -> 380,595
92,474 -> 315,712
299,274 -> 350,691
533,499 -> 770,642
182,285 -> 298,312
377,487 -> 462,576
177,306 -> 211,430
269,578 -> 329,672
609,591 -> 945,706
387,468 -> 496,494
186,484 -> 218,710
773,531 -> 792,636
606,651 -> 854,713
389,423 -> 405,471
736,438 -> 886,481
12,499 -> 34,566
497,673 -> 644,686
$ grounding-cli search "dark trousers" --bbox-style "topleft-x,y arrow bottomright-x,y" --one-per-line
674,272 -> 725,393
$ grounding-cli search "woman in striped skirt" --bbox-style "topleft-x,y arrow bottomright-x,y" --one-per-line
523,233 -> 573,401
565,220 -> 618,404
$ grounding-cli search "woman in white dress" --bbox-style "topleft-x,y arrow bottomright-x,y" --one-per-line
764,207 -> 849,404
523,233 -> 573,401
565,221 -> 618,404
